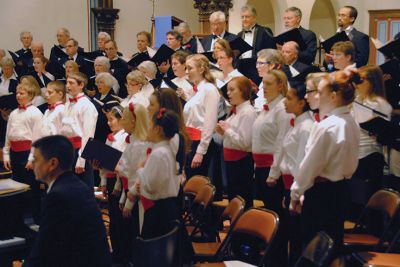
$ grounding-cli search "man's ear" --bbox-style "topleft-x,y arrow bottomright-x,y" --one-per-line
49,157 -> 60,172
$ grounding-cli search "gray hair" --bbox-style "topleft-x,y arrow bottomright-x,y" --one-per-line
241,4 -> 257,16
94,56 -> 110,71
98,31 -> 111,41
257,49 -> 285,65
59,27 -> 70,37
0,57 -> 15,68
285,7 -> 302,19
20,31 -> 33,39
210,11 -> 226,23
138,60 -> 157,79
0,49 -> 6,58
178,22 -> 190,31
95,72 -> 114,88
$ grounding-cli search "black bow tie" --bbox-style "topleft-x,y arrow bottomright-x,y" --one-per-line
244,30 -> 252,33
212,35 -> 220,40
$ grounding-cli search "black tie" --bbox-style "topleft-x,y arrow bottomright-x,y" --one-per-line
244,30 -> 252,33
212,35 -> 219,40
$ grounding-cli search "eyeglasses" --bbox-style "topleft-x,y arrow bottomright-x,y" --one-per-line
306,88 -> 318,94
256,61 -> 271,66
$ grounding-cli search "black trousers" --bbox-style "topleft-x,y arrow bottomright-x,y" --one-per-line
254,167 -> 284,215
185,140 -> 215,180
301,180 -> 348,254
141,197 -> 179,239
210,142 -> 225,201
10,150 -> 43,224
225,154 -> 254,209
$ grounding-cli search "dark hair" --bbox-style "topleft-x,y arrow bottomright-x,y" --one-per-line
326,70 -> 361,105
110,105 -> 124,119
171,50 -> 190,64
33,135 -> 75,171
289,83 -> 310,112
344,6 -> 358,22
166,30 -> 183,43
358,65 -> 386,98
153,109 -> 185,173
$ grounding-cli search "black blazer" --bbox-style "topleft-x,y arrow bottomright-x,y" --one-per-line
348,28 -> 370,67
201,31 -> 238,51
237,24 -> 276,58
27,171 -> 111,267
283,60 -> 313,85
110,58 -> 129,98
30,72 -> 54,88
182,36 -> 198,54
298,26 -> 317,65
93,90 -> 114,142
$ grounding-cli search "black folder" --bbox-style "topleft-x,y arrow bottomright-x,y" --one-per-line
360,117 -> 400,149
378,38 -> 400,59
379,59 -> 400,81
161,78 -> 178,90
201,51 -> 216,63
0,93 -> 18,110
81,138 -> 123,171
274,28 -> 306,50
229,37 -> 253,56
321,31 -> 350,52
151,44 -> 175,65
127,52 -> 150,67
79,50 -> 104,61
8,51 -> 25,67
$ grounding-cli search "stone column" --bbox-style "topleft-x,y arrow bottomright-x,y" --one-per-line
91,0 -> 120,40
193,0 -> 233,34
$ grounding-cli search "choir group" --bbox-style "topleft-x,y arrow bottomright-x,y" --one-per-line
1,3 -> 400,267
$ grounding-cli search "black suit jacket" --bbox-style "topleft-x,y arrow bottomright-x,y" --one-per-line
283,60 -> 313,86
201,31 -> 238,51
298,26 -> 317,65
348,28 -> 370,67
110,58 -> 129,98
93,91 -> 114,142
182,36 -> 198,54
30,72 -> 53,88
27,171 -> 111,267
237,24 -> 276,58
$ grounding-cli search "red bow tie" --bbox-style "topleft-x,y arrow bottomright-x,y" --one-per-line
146,148 -> 152,155
263,104 -> 269,111
18,104 -> 32,110
107,133 -> 115,142
125,135 -> 131,144
69,95 -> 83,103
230,106 -> 236,115
193,84 -> 198,93
290,118 -> 295,127
48,103 -> 62,110
314,113 -> 328,122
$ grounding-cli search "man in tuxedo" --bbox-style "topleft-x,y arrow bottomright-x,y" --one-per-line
60,38 -> 91,77
283,7 -> 317,65
15,31 -> 33,58
105,40 -> 128,97
201,11 -> 237,51
327,6 -> 369,67
281,41 -> 313,85
177,22 -> 199,54
166,30 -> 183,51
97,31 -> 111,55
26,135 -> 111,267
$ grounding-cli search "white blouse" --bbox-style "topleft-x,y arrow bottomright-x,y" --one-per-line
41,102 -> 65,136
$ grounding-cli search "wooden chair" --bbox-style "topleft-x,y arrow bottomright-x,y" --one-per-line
188,196 -> 245,242
343,189 -> 400,252
193,208 -> 279,266
182,175 -> 210,222
132,220 -> 180,267
294,231 -> 335,267
351,229 -> 400,267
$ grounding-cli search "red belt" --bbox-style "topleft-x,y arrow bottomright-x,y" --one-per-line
252,153 -> 274,168
186,127 -> 201,141
140,196 -> 155,211
120,176 -> 128,190
282,174 -> 294,190
105,172 -> 116,179
10,140 -> 32,152
314,176 -> 330,184
68,136 -> 82,149
223,147 -> 249,161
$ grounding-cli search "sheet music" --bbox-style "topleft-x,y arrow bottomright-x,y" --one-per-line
0,179 -> 30,197
224,261 -> 256,267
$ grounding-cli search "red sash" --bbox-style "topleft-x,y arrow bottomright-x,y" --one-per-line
68,136 -> 82,149
186,127 -> 201,141
252,153 -> 274,168
282,174 -> 294,190
140,196 -> 155,211
10,140 -> 32,152
223,147 -> 249,161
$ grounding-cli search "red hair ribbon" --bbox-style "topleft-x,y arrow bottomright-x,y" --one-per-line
157,108 -> 167,119
129,103 -> 136,118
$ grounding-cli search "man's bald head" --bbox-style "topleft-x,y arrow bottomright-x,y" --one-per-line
31,42 -> 44,58
281,41 -> 299,65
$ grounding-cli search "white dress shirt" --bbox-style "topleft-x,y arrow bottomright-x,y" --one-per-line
120,91 -> 149,108
41,102 -> 65,136
183,80 -> 220,154
241,26 -> 255,59
222,100 -> 256,152
3,104 -> 43,162
290,106 -> 360,201
60,93 -> 98,168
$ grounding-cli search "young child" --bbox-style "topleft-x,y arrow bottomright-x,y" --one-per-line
97,104 -> 128,264
41,81 -> 65,136
60,72 -> 98,188
131,108 -> 185,239
3,83 -> 43,223
115,102 -> 149,263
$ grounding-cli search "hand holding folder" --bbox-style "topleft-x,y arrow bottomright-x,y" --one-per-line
81,138 -> 123,171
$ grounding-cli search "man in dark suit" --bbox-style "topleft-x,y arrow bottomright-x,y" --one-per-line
201,11 -> 237,51
105,40 -> 128,97
177,22 -> 199,54
15,31 -> 33,58
283,7 -> 317,65
26,135 -> 111,267
326,6 -> 369,67
281,41 -> 314,85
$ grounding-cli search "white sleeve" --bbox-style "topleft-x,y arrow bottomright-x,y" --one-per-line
76,103 -> 98,168
224,112 -> 256,150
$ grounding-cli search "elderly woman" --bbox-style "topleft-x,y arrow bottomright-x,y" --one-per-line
86,56 -> 120,97
120,70 -> 152,108
138,60 -> 158,88
0,57 -> 19,144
